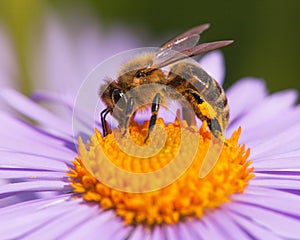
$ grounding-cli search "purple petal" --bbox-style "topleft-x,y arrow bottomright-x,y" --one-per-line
184,221 -> 207,239
130,226 -> 151,240
177,222 -> 204,240
0,194 -> 71,216
1,150 -> 69,171
254,172 -> 300,180
0,179 -> 21,207
75,23 -> 140,74
30,14 -> 140,99
226,202 -> 300,239
251,179 -> 300,190
241,105 -> 300,145
224,208 -> 283,240
233,89 -> 298,142
30,14 -> 84,97
164,224 -> 184,240
0,88 -> 72,138
0,180 -> 70,198
151,226 -> 166,239
31,90 -> 74,108
188,213 -> 226,239
63,210 -> 132,240
0,113 -> 75,160
226,78 -> 267,135
209,208 -> 253,240
232,185 -> 300,217
250,126 -> 300,159
31,90 -> 74,123
253,156 -> 300,171
0,195 -> 77,239
0,168 -> 66,179
198,50 -> 225,85
26,203 -> 102,239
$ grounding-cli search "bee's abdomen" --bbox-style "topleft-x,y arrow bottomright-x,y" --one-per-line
168,62 -> 229,128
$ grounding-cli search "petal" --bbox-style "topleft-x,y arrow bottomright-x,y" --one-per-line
30,13 -> 83,97
254,172 -> 300,181
0,88 -> 72,139
0,150 -> 69,171
26,203 -> 102,239
0,194 -> 70,215
31,90 -> 74,123
241,105 -> 300,146
31,90 -> 74,108
209,209 -> 253,240
235,89 -> 298,143
177,222 -> 205,239
63,210 -> 132,240
251,179 -> 300,191
224,208 -> 283,240
151,226 -> 166,239
250,125 -> 300,159
198,50 -> 225,85
188,213 -> 226,239
226,202 -> 300,239
130,226 -> 151,240
0,168 -> 66,180
0,180 -> 70,198
253,156 -> 300,171
0,112 -> 75,160
233,185 -> 300,217
165,224 -> 184,240
226,78 -> 267,135
0,195 -> 76,239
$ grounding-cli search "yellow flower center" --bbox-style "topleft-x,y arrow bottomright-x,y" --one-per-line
68,118 -> 254,227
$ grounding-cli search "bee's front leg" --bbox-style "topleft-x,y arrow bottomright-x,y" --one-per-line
122,97 -> 134,137
144,93 -> 161,143
101,108 -> 111,137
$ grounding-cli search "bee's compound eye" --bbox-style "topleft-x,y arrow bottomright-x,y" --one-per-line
135,71 -> 144,78
112,89 -> 125,104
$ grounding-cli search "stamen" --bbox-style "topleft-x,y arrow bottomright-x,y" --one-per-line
68,119 -> 254,227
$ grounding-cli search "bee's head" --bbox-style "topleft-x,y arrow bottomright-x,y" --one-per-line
100,81 -> 126,110
100,81 -> 128,126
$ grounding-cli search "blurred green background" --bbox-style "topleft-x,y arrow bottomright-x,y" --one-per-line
0,0 -> 299,94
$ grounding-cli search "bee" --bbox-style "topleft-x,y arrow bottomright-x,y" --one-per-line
100,24 -> 232,142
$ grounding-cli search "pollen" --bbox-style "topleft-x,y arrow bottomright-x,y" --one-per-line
198,102 -> 217,119
68,118 -> 254,227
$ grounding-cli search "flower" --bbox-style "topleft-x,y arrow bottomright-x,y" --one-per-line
29,13 -> 141,99
1,46 -> 300,239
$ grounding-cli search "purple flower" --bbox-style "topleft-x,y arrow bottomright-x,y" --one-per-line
1,43 -> 300,239
29,13 -> 141,99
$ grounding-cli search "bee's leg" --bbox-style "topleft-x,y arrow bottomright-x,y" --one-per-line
206,118 -> 224,141
182,89 -> 223,141
144,93 -> 160,143
101,108 -> 111,137
122,97 -> 134,137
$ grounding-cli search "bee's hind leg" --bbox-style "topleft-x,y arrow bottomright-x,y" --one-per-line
144,93 -> 161,143
122,97 -> 134,137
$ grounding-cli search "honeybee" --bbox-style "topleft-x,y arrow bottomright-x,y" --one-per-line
100,24 -> 232,142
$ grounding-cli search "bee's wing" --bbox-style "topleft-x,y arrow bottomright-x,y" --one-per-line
159,24 -> 210,51
153,40 -> 233,69
156,24 -> 210,62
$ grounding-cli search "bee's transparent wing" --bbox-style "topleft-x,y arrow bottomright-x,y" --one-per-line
159,24 -> 210,51
156,24 -> 210,63
153,40 -> 233,69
